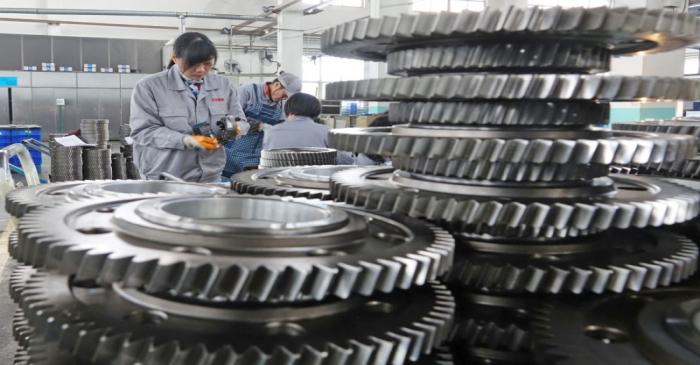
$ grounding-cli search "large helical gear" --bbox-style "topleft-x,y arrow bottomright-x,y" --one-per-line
260,148 -> 338,168
322,7 -> 700,63
388,101 -> 609,127
613,119 -> 700,140
532,288 -> 700,365
325,75 -> 700,102
449,293 -> 535,364
448,229 -> 698,294
330,167 -> 700,239
231,165 -> 355,200
4,180 -> 228,218
328,127 -> 696,180
16,194 -> 454,302
18,270 -> 455,365
10,264 -> 36,303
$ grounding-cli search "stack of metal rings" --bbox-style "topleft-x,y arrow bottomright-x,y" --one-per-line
80,119 -> 109,148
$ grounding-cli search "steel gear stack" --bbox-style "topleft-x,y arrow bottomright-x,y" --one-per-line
321,6 -> 700,364
7,189 -> 456,364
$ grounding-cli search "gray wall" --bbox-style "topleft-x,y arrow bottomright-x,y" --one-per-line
0,71 -> 243,140
0,33 -> 163,73
0,71 -> 145,139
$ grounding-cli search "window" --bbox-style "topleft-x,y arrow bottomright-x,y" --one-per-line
302,55 -> 364,99
302,0 -> 364,6
413,0 -> 484,12
685,48 -> 699,75
527,0 -> 610,7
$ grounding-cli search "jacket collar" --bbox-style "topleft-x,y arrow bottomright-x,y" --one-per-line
167,65 -> 221,92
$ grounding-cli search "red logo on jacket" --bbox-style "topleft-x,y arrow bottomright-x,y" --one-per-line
211,97 -> 225,102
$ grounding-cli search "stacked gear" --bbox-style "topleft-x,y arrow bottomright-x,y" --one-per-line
260,147 -> 338,168
231,165 -> 356,200
82,147 -> 112,180
613,119 -> 700,178
322,6 -> 700,364
48,134 -> 83,182
110,152 -> 127,179
79,119 -> 109,149
8,190 -> 457,364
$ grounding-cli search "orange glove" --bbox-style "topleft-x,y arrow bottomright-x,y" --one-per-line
183,135 -> 220,151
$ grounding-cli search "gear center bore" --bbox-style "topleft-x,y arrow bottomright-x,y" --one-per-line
109,195 -> 377,253
273,165 -> 351,189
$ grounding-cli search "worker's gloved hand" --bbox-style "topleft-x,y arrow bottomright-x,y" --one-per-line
183,135 -> 220,151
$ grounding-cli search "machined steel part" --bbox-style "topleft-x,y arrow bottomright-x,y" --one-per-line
66,180 -> 229,201
231,165 -> 355,200
448,229 -> 698,294
12,310 -> 79,365
16,194 -> 454,302
10,263 -> 36,303
329,127 -> 696,181
533,289 -> 700,365
392,155 -> 611,183
330,167 -> 700,239
324,74 -> 700,102
613,119 -> 700,140
449,292 -> 535,364
19,270 -> 455,365
79,119 -> 109,149
5,181 -> 92,218
4,180 -> 227,218
321,7 -> 700,62
386,41 -> 611,75
389,101 -> 609,127
49,136 -> 83,183
82,147 -> 112,180
111,152 -> 127,180
260,148 -> 338,168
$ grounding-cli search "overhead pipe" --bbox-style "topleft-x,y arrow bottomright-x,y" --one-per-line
0,7 -> 275,22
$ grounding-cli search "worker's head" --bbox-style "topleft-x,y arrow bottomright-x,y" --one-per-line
268,72 -> 301,101
284,93 -> 321,119
169,32 -> 217,81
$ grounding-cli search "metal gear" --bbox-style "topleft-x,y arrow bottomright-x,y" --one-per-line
260,148 -> 338,168
65,180 -> 230,201
16,194 -> 454,303
330,167 -> 700,239
448,229 -> 698,294
613,119 -> 700,140
328,127 -> 696,180
5,181 -> 94,218
10,264 -> 36,303
12,309 -> 79,365
386,42 -> 611,75
449,292 -> 535,364
388,101 -> 609,127
19,270 -> 455,365
321,7 -> 700,62
532,289 -> 700,365
324,74 -> 700,102
231,165 -> 355,200
4,180 -> 228,218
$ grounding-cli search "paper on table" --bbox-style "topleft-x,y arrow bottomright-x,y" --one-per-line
53,135 -> 95,147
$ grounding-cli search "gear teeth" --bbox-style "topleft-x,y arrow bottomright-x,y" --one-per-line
450,319 -> 530,352
322,7 -> 700,60
392,156 -> 610,182
4,181 -> 89,218
386,42 -> 611,75
448,231 -> 698,294
390,101 -> 609,127
260,148 -> 338,168
10,264 -> 36,303
325,75 -> 700,102
230,166 -> 350,200
17,270 -> 455,365
330,167 -> 700,239
15,196 -> 455,302
329,128 -> 696,174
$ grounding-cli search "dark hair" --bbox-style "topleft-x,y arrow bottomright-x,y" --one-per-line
167,32 -> 217,69
284,93 -> 321,118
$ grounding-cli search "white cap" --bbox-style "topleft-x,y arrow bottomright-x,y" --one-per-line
278,71 -> 302,95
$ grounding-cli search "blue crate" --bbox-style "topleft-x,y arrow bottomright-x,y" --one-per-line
11,125 -> 41,143
0,126 -> 12,147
